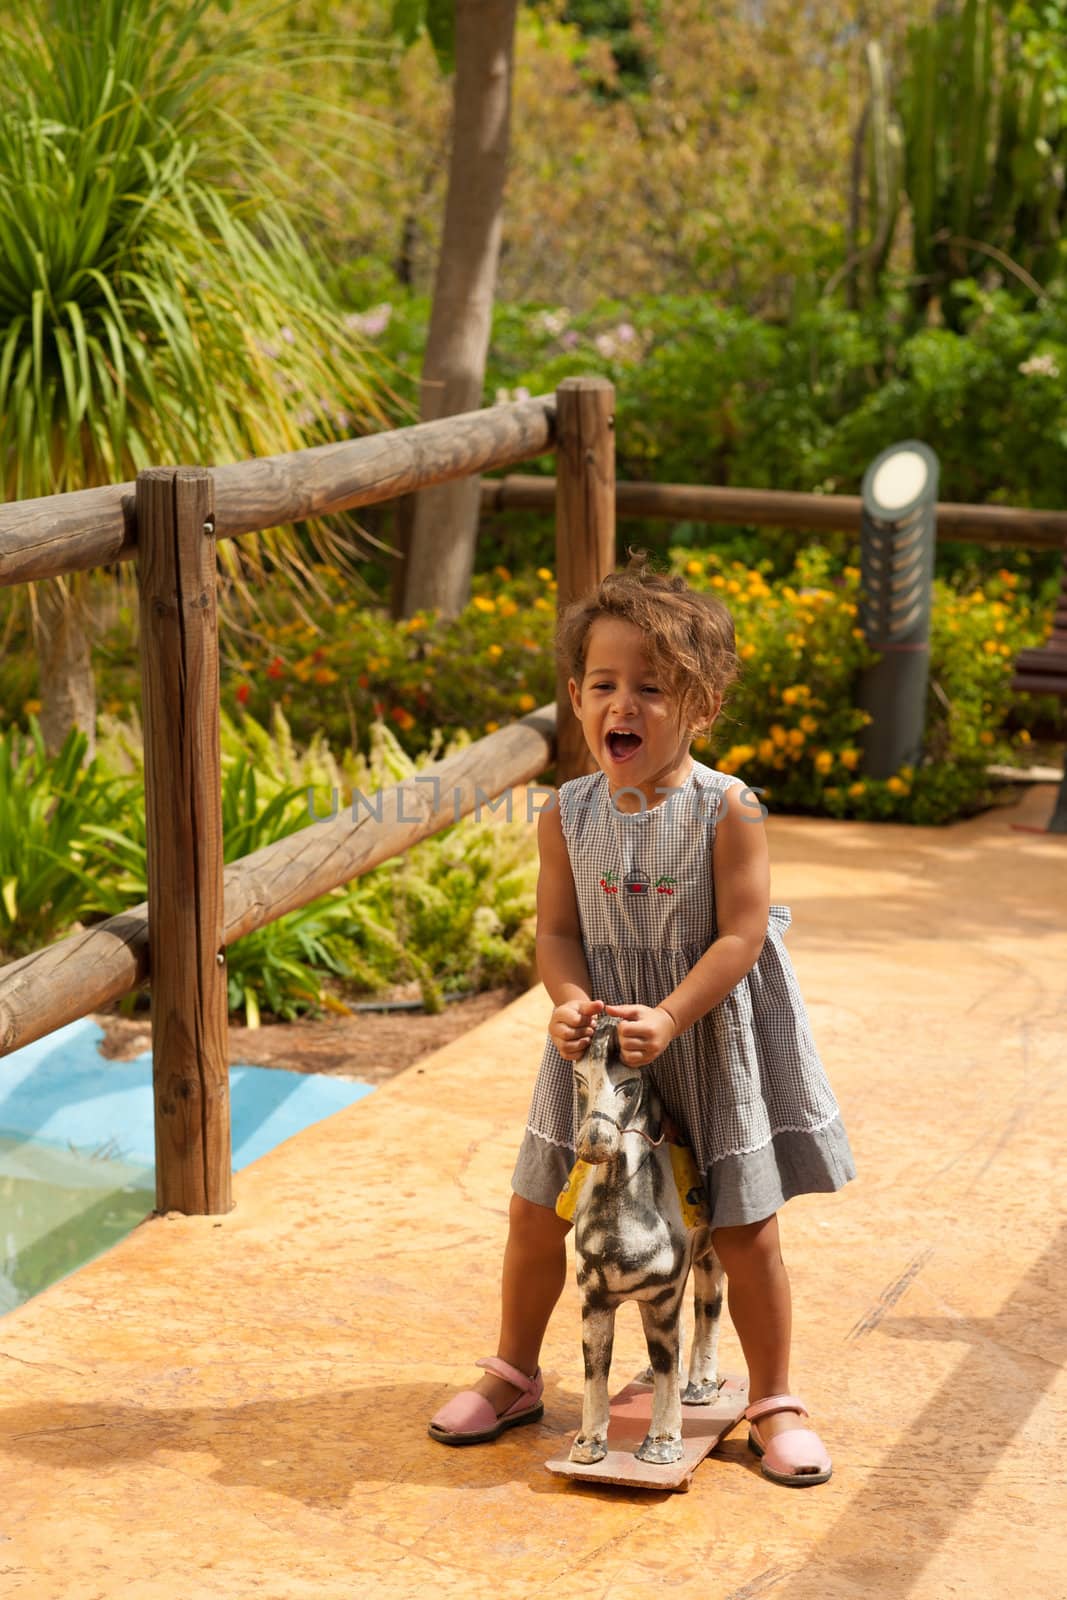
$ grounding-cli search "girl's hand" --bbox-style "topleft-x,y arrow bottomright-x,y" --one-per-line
549,998 -> 605,1060
603,1003 -> 677,1068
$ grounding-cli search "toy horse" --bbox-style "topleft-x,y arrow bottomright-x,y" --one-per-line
562,1014 -> 725,1465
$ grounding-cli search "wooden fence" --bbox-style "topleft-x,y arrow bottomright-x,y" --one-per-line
481,475 -> 1067,549
0,376 -> 616,1215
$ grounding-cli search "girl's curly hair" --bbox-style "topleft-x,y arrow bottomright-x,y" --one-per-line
556,551 -> 740,735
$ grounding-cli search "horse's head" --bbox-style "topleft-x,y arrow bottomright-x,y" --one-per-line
573,1015 -> 661,1164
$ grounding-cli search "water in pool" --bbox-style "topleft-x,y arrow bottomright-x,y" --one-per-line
0,1018 -> 373,1313
0,1133 -> 155,1314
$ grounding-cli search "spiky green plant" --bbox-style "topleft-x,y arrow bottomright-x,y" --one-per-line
0,0 -> 392,752
900,0 -> 1065,317
834,1 -> 1066,318
0,718 -> 140,958
834,40 -> 905,310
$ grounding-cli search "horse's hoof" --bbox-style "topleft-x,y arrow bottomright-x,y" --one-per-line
635,1433 -> 684,1464
681,1378 -> 720,1405
570,1435 -> 608,1464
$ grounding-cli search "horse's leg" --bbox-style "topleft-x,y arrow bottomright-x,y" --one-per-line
634,1291 -> 686,1463
682,1227 -> 725,1404
633,1317 -> 685,1386
569,1301 -> 617,1464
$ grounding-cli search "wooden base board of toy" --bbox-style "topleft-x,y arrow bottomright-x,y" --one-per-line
545,1373 -> 749,1492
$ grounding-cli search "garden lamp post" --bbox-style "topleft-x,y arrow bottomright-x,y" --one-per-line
857,441 -> 939,779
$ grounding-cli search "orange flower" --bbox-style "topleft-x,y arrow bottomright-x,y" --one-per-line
236,684 -> 250,705
390,706 -> 416,731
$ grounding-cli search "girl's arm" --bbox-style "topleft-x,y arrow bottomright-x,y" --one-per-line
656,783 -> 770,1037
606,786 -> 769,1065
536,800 -> 603,1057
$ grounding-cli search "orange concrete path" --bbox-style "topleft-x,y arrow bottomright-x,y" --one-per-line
1,785 -> 1065,1599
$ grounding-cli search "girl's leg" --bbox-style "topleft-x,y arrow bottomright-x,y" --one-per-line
468,1192 -> 571,1414
710,1213 -> 816,1445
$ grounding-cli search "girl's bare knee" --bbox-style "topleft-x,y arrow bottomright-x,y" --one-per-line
711,1213 -> 782,1275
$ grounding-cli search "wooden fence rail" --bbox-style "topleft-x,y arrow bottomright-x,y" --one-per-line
481,474 -> 1067,550
0,395 -> 558,588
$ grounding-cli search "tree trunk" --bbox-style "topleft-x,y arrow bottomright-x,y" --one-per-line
398,0 -> 519,620
33,575 -> 96,761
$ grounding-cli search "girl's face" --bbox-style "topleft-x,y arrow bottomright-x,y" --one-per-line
569,617 -> 714,803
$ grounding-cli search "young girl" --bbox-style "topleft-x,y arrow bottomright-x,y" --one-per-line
428,556 -> 855,1486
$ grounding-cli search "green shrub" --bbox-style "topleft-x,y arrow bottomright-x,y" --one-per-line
358,286 -> 1067,592
1,705 -> 538,1022
0,719 -> 140,959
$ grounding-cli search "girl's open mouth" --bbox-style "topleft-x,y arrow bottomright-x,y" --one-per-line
606,729 -> 643,762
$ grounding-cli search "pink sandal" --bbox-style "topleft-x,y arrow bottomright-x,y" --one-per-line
745,1394 -> 833,1486
428,1357 -> 545,1446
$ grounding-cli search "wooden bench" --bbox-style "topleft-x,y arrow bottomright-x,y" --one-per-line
1011,550 -> 1067,832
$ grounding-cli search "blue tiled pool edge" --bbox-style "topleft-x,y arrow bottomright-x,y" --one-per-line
0,1017 -> 375,1171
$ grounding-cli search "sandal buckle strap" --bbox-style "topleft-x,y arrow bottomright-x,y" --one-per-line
475,1356 -> 540,1396
744,1391 -> 809,1424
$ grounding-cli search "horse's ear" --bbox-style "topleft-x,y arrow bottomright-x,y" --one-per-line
600,1015 -> 620,1054
644,1080 -> 664,1141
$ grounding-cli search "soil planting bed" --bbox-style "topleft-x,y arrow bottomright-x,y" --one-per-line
92,987 -> 522,1086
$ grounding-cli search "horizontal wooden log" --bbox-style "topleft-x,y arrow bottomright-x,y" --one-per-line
1012,672 -> 1067,694
1012,643 -> 1067,696
480,475 -> 1067,550
0,396 -> 557,588
0,709 -> 556,1060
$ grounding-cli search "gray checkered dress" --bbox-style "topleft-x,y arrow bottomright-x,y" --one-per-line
512,761 -> 856,1230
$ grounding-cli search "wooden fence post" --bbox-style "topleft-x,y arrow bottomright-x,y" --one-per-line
136,467 -> 231,1216
554,377 -> 616,784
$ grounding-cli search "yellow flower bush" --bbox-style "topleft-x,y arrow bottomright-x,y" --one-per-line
680,543 -> 1048,823
39,540 -> 1048,829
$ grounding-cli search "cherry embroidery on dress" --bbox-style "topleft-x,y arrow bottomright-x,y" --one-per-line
599,869 -> 620,895
624,869 -> 651,894
654,875 -> 677,896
